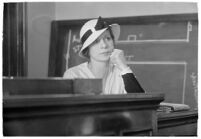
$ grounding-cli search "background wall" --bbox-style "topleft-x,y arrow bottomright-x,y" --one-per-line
27,2 -> 55,77
55,2 -> 197,20
26,2 -> 197,77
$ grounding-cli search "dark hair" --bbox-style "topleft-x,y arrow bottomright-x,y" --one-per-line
81,27 -> 115,59
107,27 -> 115,41
82,47 -> 90,59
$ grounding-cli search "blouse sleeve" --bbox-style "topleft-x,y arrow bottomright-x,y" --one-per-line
63,69 -> 75,79
122,73 -> 145,93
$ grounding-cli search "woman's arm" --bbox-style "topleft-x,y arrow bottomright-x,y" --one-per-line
110,49 -> 145,93
122,73 -> 145,93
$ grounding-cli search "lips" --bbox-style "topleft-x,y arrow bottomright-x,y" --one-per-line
101,51 -> 112,54
101,52 -> 112,56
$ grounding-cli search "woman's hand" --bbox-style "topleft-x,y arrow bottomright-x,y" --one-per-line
110,49 -> 128,71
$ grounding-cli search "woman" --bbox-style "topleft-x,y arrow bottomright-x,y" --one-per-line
63,16 -> 145,94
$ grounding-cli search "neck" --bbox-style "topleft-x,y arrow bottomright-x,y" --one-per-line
88,60 -> 110,78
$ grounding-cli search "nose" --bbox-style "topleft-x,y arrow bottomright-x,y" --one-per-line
100,39 -> 108,49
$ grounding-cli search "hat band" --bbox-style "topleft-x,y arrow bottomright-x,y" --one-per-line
81,16 -> 109,45
81,29 -> 92,44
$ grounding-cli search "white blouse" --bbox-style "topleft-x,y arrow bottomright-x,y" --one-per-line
63,62 -> 127,94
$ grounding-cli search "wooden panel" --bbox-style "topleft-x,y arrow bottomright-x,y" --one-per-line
158,123 -> 197,136
48,14 -> 198,76
157,110 -> 198,136
130,64 -> 185,103
3,93 -> 164,136
3,78 -> 102,95
3,3 -> 27,77
4,110 -> 153,136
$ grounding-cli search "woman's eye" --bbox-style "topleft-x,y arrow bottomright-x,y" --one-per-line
106,36 -> 112,40
94,39 -> 100,44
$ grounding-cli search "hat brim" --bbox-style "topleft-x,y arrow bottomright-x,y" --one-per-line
79,24 -> 120,58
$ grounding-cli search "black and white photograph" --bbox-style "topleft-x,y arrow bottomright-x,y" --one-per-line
2,1 -> 198,136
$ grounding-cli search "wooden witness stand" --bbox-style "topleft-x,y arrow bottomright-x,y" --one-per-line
3,78 -> 198,136
4,93 -> 164,136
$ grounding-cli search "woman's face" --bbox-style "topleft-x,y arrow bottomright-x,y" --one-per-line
89,30 -> 114,62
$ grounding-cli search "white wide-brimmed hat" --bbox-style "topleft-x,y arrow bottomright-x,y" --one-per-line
79,16 -> 120,58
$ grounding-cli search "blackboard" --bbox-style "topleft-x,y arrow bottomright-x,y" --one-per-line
49,13 -> 198,109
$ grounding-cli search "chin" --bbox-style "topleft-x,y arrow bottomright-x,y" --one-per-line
97,56 -> 110,62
